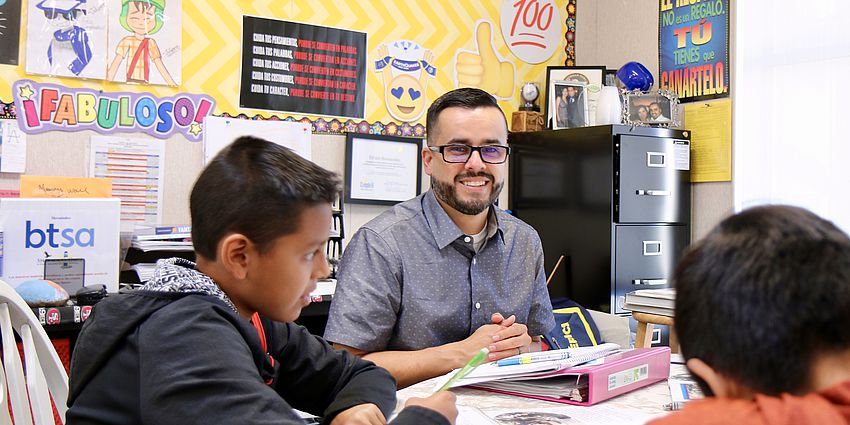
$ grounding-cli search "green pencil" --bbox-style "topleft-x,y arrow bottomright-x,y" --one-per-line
435,347 -> 490,393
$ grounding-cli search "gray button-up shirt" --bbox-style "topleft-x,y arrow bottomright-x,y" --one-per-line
324,190 -> 555,352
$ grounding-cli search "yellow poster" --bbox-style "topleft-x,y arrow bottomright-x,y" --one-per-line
683,99 -> 732,182
20,176 -> 112,198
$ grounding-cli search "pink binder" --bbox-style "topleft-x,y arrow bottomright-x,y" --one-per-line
469,347 -> 671,406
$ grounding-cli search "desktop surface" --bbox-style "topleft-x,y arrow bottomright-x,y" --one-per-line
396,363 -> 685,424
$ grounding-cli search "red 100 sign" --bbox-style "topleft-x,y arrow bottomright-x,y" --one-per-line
501,0 -> 562,64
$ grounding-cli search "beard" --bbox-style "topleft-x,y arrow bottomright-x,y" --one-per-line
431,171 -> 503,215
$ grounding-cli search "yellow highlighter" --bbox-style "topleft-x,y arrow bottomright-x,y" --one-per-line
435,347 -> 490,393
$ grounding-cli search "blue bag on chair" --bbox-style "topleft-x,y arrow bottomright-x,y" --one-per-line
545,298 -> 603,349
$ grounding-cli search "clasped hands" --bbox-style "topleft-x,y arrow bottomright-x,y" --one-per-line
467,312 -> 535,362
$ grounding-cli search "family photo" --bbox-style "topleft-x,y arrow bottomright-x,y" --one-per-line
627,94 -> 672,123
551,81 -> 588,129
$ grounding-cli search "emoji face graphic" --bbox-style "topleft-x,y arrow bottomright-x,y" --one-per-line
385,74 -> 427,122
374,40 -> 437,123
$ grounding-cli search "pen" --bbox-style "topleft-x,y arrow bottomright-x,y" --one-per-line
434,348 -> 490,393
496,350 -> 570,367
664,402 -> 686,411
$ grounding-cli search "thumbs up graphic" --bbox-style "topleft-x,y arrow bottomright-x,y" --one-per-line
455,21 -> 515,99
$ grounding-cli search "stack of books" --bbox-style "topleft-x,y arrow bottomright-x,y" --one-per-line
131,225 -> 192,252
623,288 -> 676,316
128,225 -> 194,283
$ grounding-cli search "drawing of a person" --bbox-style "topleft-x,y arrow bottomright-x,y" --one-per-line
106,0 -> 176,85
36,0 -> 92,76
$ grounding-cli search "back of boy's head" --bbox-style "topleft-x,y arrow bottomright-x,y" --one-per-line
190,136 -> 341,260
674,205 -> 850,396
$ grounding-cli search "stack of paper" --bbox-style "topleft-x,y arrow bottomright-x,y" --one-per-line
624,288 -> 675,316
668,356 -> 705,408
130,263 -> 157,283
442,346 -> 671,406
131,224 -> 193,252
437,343 -> 621,389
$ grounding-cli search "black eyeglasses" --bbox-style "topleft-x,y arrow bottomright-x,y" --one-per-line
428,144 -> 511,164
43,8 -> 86,20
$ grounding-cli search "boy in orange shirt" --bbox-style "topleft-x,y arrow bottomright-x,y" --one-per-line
650,205 -> 850,425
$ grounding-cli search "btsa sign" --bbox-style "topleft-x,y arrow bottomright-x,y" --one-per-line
25,220 -> 95,248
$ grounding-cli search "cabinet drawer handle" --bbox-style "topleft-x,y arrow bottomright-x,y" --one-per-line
646,151 -> 666,167
635,189 -> 670,196
632,279 -> 668,286
642,240 -> 663,256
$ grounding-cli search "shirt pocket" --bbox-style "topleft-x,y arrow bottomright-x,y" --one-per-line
402,259 -> 460,302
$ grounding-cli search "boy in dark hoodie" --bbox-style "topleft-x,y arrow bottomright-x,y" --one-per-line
649,205 -> 850,425
66,136 -> 456,425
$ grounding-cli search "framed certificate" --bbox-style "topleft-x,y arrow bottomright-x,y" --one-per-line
344,133 -> 422,205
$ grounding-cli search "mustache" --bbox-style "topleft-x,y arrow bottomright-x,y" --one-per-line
454,171 -> 494,183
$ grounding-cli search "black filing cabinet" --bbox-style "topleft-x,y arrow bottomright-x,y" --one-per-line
508,125 -> 691,314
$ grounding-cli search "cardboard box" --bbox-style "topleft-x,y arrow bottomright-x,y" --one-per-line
511,111 -> 544,132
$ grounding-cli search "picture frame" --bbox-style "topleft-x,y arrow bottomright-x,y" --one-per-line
622,89 -> 681,128
604,69 -> 619,87
548,80 -> 588,129
544,66 -> 605,128
344,132 -> 422,205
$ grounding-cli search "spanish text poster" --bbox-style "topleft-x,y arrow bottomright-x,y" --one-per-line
239,16 -> 367,118
658,0 -> 729,102
88,136 -> 165,227
683,99 -> 731,182
0,0 -> 22,65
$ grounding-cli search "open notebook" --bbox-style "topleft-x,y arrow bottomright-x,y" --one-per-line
435,345 -> 671,406
434,343 -> 621,389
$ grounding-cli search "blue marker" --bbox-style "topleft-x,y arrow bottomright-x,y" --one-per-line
496,350 -> 571,367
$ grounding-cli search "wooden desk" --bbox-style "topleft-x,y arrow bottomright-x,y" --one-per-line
396,364 -> 684,424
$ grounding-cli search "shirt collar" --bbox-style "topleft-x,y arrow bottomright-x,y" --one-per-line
422,189 -> 505,250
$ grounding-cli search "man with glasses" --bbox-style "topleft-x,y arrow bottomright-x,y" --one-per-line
325,88 -> 555,388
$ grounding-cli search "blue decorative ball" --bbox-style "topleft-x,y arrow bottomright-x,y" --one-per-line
616,62 -> 654,91
16,280 -> 69,307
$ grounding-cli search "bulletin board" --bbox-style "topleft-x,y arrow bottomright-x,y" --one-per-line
0,0 -> 576,224
0,0 -> 572,128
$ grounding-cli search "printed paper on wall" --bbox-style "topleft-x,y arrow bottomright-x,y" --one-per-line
106,0 -> 181,86
24,0 -> 107,79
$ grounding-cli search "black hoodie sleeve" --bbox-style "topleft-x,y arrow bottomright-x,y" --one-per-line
133,298 -> 447,425
134,299 -> 309,424
265,321 -> 449,425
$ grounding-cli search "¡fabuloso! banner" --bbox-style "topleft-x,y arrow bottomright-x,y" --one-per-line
658,0 -> 729,103
12,80 -> 215,141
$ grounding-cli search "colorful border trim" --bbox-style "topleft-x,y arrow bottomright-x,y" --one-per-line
2,99 -> 427,136
564,0 -> 577,66
217,112 -> 427,137
0,100 -> 15,120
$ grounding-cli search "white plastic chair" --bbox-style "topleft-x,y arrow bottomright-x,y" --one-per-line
0,280 -> 69,424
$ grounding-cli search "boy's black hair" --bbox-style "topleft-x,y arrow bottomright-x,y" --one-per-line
674,205 -> 850,396
190,136 -> 341,260
425,88 -> 506,146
